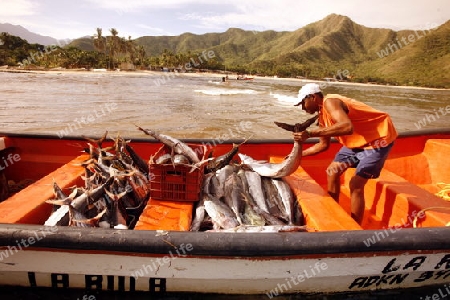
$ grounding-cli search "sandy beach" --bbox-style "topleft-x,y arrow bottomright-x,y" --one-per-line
1,67 -> 448,91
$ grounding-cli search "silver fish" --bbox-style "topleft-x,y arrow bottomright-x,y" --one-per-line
243,170 -> 269,213
202,172 -> 216,197
243,201 -> 266,226
272,178 -> 296,225
242,192 -> 285,225
173,154 -> 190,164
262,177 -> 288,222
102,189 -> 129,229
215,164 -> 235,199
205,139 -> 247,174
190,196 -> 205,231
203,196 -> 239,229
155,153 -> 172,164
44,188 -> 79,226
238,141 -> 302,178
137,126 -> 200,164
223,172 -> 245,225
69,206 -> 107,228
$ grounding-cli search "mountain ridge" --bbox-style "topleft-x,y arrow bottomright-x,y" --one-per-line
0,23 -> 62,45
1,14 -> 449,88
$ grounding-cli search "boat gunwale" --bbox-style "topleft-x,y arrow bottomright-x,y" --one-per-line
0,224 -> 449,256
0,127 -> 450,144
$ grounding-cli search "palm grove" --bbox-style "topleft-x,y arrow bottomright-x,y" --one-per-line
0,28 -> 223,71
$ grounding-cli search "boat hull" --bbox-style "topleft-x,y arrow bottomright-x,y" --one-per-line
0,225 -> 449,294
0,129 -> 450,295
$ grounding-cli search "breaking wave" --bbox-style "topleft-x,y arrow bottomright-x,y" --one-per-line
270,92 -> 299,105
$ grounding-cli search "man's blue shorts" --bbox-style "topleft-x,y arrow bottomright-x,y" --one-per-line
333,142 -> 394,179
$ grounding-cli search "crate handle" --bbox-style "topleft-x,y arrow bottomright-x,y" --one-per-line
166,170 -> 183,176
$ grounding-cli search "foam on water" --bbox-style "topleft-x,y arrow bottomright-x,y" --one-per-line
270,92 -> 299,105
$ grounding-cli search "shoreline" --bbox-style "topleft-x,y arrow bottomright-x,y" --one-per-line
0,68 -> 448,92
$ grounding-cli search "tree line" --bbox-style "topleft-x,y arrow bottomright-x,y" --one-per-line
0,28 -> 224,72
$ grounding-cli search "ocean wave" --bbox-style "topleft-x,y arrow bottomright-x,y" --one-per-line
270,92 -> 299,104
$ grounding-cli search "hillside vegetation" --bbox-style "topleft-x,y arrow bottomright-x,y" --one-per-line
118,14 -> 450,88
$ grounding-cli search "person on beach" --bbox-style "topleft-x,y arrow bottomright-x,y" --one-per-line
290,83 -> 398,224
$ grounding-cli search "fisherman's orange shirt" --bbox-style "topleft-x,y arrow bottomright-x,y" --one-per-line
319,94 -> 398,149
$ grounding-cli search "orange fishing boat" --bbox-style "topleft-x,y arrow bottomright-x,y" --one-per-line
0,129 -> 449,296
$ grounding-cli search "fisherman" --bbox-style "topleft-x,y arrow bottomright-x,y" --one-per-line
290,83 -> 398,224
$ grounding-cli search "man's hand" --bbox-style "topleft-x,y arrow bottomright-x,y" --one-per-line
293,131 -> 310,142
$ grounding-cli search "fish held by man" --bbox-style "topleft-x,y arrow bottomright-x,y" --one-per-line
238,140 -> 302,178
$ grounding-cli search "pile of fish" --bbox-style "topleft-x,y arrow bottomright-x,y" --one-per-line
201,142 -> 306,232
191,160 -> 305,232
137,126 -> 307,233
44,124 -> 309,233
44,132 -> 150,229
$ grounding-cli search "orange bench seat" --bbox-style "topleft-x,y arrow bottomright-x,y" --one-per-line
271,156 -> 362,231
0,154 -> 88,225
342,168 -> 450,229
134,199 -> 194,231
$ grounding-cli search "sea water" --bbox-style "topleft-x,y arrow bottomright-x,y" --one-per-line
0,71 -> 449,140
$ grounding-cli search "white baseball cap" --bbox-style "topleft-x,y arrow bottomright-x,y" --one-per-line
294,83 -> 321,106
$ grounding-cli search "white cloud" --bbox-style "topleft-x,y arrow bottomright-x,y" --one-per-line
0,0 -> 37,18
136,24 -> 172,36
177,0 -> 450,32
1,0 -> 449,40
82,0 -> 211,12
0,0 -> 37,17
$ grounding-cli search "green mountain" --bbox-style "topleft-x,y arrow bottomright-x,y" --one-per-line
55,14 -> 450,88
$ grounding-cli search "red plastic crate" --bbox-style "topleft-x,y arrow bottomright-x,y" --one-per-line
149,144 -> 207,202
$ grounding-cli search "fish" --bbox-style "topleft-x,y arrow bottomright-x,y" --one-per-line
69,206 -> 107,228
101,189 -> 129,229
155,153 -> 172,164
202,172 -> 216,197
262,177 -> 289,222
173,154 -> 190,164
223,172 -> 245,225
215,164 -> 236,199
272,178 -> 296,225
204,139 -> 247,174
203,196 -> 240,229
136,126 -> 201,164
46,132 -> 152,230
242,201 -> 266,226
274,115 -> 319,133
125,143 -> 149,175
44,187 -> 79,227
243,170 -> 269,213
242,192 -> 285,226
190,196 -> 206,231
82,131 -> 109,148
238,140 -> 302,178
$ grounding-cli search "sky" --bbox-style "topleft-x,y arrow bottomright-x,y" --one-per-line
0,0 -> 449,41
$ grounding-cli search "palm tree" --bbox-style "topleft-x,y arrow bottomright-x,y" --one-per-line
108,28 -> 119,69
136,45 -> 146,68
92,28 -> 105,68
